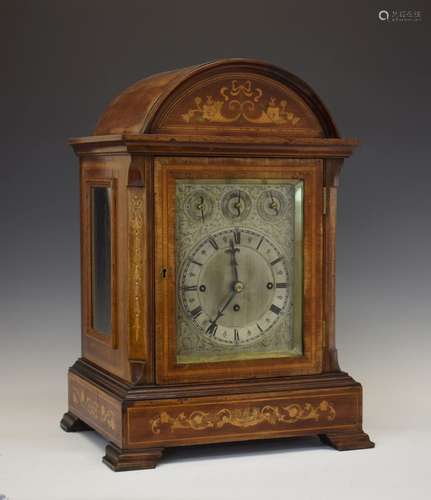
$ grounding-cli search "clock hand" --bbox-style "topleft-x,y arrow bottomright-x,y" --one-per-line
207,239 -> 244,336
206,290 -> 236,334
269,191 -> 279,215
226,239 -> 240,282
233,190 -> 241,217
196,196 -> 205,223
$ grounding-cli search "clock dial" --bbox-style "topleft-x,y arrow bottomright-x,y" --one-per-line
185,189 -> 214,223
175,179 -> 303,364
221,189 -> 252,221
179,227 -> 289,346
257,189 -> 287,221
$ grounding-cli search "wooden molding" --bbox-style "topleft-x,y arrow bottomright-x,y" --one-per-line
70,133 -> 358,158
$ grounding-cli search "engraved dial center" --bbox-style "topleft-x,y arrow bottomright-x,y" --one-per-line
198,244 -> 275,329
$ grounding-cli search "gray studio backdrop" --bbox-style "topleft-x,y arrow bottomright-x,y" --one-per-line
1,0 -> 430,434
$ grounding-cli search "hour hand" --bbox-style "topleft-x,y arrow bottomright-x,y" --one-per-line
226,239 -> 240,282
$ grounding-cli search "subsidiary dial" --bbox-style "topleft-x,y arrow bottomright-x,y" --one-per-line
221,190 -> 252,221
257,189 -> 287,221
185,189 -> 214,223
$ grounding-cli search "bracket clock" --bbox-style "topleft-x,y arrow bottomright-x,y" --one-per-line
61,59 -> 374,471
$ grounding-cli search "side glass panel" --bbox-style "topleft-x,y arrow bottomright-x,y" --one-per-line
175,179 -> 303,364
91,186 -> 112,335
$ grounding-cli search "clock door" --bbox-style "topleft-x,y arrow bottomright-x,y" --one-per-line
155,157 -> 323,384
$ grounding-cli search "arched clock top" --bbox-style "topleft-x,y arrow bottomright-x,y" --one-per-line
94,59 -> 339,138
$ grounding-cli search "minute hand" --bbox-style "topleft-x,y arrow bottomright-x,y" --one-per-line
206,290 -> 236,333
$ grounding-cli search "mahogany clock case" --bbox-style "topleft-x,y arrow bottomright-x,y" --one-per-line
60,59 -> 374,471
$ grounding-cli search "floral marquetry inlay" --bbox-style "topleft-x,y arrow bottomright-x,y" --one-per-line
181,79 -> 301,126
71,388 -> 116,431
129,190 -> 145,343
150,401 -> 336,434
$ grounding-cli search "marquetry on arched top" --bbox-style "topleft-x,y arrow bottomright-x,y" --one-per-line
94,59 -> 339,138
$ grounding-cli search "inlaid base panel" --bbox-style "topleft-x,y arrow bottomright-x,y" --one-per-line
63,368 -> 374,471
126,391 -> 359,448
65,372 -> 123,447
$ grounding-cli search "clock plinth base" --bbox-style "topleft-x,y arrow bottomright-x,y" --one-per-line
103,443 -> 164,471
60,411 -> 93,433
63,359 -> 374,470
320,430 -> 375,451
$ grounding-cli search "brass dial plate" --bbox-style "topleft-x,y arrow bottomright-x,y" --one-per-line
176,179 -> 303,364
